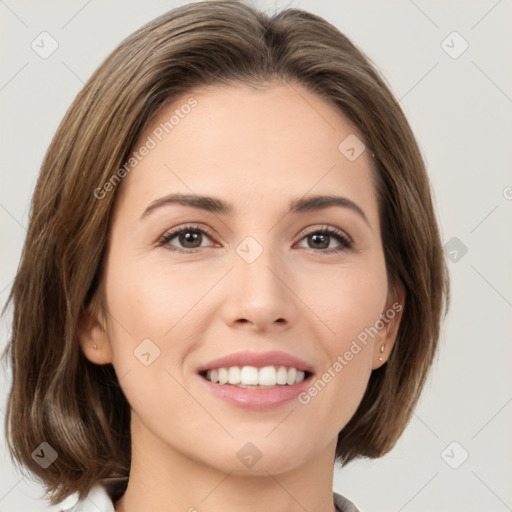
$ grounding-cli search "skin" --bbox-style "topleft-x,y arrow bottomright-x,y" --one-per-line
79,81 -> 404,512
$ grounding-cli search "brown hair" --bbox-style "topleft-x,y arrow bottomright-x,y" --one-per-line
2,0 -> 449,505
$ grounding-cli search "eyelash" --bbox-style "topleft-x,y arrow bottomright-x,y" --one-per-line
156,223 -> 353,254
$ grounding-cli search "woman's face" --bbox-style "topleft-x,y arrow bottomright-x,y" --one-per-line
82,82 -> 402,475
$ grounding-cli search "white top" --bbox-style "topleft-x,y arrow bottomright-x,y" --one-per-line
58,478 -> 361,512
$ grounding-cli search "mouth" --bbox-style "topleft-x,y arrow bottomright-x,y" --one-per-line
196,350 -> 315,408
199,365 -> 314,389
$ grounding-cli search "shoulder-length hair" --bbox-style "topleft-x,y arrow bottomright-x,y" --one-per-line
2,0 -> 449,505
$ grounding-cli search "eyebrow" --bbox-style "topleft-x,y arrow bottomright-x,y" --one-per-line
141,193 -> 370,227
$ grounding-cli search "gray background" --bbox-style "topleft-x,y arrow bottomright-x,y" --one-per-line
1,1 -> 511,511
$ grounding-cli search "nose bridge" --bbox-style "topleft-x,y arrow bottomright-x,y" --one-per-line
224,233 -> 295,328
235,233 -> 285,299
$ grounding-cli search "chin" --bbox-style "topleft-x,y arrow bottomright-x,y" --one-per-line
193,436 -> 313,476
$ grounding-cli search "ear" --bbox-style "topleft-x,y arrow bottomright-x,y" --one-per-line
77,300 -> 113,365
371,284 -> 406,370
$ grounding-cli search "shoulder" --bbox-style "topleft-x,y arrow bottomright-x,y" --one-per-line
56,481 -> 357,512
333,491 -> 362,512
56,478 -> 127,512
57,485 -> 113,512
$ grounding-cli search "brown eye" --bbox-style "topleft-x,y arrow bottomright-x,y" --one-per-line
157,225 -> 215,252
175,230 -> 203,249
297,226 -> 352,252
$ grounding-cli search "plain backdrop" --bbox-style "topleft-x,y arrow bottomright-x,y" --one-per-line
1,1 -> 511,511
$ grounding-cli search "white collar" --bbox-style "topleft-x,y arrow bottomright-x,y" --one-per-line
57,480 -> 359,512
59,483 -> 119,512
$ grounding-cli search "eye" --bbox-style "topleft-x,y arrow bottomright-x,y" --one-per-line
296,225 -> 353,253
157,224 -> 353,254
157,224 -> 216,253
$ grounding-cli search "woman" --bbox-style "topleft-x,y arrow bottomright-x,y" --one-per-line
2,1 -> 449,511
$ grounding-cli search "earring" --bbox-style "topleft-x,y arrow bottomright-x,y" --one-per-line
93,344 -> 98,349
378,344 -> 385,362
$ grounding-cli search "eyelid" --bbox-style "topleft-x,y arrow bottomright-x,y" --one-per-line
295,224 -> 353,252
298,224 -> 353,244
157,223 -> 354,253
156,223 -> 218,251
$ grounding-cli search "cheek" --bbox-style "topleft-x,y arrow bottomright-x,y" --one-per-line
100,255 -> 213,426
101,249 -> 227,397
103,251 -> 209,340
295,258 -> 387,416
296,255 -> 388,348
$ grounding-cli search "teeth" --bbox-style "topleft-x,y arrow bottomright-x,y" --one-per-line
204,365 -> 308,387
228,366 -> 241,385
218,368 -> 228,385
259,366 -> 277,386
240,366 -> 259,385
276,366 -> 288,385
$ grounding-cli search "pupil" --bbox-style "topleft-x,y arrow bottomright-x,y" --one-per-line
180,231 -> 201,248
311,233 -> 328,249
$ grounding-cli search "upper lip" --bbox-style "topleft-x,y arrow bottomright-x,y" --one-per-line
197,350 -> 314,374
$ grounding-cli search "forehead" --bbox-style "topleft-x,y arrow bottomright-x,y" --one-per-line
114,82 -> 378,225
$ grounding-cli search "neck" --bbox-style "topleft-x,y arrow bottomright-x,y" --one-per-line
115,416 -> 338,512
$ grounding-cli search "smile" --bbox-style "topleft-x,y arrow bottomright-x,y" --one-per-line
202,365 -> 310,388
196,350 -> 315,409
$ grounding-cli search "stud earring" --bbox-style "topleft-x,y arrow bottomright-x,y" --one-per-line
93,344 -> 98,349
378,344 -> 385,362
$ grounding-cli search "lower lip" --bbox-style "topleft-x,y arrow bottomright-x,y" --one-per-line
198,374 -> 312,410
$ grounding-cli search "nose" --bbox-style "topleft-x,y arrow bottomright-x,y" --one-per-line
221,241 -> 298,332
